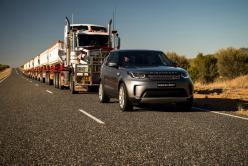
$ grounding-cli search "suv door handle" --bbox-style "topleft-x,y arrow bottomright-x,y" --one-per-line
117,72 -> 120,76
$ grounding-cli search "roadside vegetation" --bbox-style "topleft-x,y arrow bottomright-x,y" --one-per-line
0,67 -> 12,81
0,64 -> 10,72
166,47 -> 248,115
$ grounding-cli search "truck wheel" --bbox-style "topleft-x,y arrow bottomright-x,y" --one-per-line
99,82 -> 110,103
58,73 -> 63,89
119,83 -> 133,111
55,73 -> 59,88
70,80 -> 75,94
54,73 -> 57,88
48,76 -> 51,85
46,73 -> 49,84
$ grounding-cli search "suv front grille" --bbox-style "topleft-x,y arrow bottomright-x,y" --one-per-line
142,89 -> 188,98
147,72 -> 181,80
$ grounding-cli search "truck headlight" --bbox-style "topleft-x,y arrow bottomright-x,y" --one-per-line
128,72 -> 146,79
181,71 -> 189,78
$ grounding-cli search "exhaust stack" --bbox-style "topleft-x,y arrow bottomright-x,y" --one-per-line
64,17 -> 70,66
108,19 -> 112,48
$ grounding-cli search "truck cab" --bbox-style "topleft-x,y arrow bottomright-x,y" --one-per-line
62,18 -> 120,93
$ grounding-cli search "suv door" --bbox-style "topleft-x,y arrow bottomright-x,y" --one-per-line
103,51 -> 120,97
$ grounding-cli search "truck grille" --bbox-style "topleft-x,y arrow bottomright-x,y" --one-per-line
147,72 -> 181,80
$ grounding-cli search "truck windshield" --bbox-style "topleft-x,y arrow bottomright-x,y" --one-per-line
78,34 -> 108,47
91,26 -> 107,32
119,51 -> 171,67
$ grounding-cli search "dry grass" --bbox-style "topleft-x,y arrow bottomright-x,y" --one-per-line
195,75 -> 248,90
194,75 -> 248,116
0,68 -> 12,80
194,75 -> 248,101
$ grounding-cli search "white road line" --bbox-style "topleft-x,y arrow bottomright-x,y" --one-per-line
46,90 -> 53,94
0,76 -> 9,84
78,109 -> 105,124
192,107 -> 248,121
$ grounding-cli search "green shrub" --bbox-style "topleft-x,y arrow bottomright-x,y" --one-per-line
0,64 -> 10,71
188,53 -> 218,83
216,48 -> 248,79
166,52 -> 190,70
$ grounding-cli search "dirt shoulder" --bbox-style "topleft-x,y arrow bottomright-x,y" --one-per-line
0,68 -> 12,81
193,77 -> 248,117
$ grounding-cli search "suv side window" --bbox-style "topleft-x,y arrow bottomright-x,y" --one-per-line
106,52 -> 119,65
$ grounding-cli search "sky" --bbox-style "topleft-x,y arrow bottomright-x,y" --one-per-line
0,0 -> 248,67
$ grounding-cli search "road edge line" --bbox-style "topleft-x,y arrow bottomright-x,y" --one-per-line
0,75 -> 10,84
192,107 -> 248,121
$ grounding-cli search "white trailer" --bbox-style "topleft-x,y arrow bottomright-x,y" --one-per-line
33,55 -> 40,80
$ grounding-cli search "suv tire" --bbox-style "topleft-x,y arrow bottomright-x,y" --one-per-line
176,97 -> 193,111
99,82 -> 110,103
119,83 -> 133,111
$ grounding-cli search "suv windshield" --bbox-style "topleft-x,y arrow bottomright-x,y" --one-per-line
119,51 -> 170,67
78,34 -> 108,47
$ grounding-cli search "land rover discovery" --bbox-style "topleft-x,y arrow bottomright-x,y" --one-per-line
99,50 -> 193,111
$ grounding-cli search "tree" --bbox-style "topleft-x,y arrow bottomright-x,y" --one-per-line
0,64 -> 10,71
166,52 -> 190,70
188,53 -> 218,83
216,48 -> 248,79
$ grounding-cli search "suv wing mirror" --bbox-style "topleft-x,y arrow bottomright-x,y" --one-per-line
108,62 -> 118,68
171,61 -> 178,67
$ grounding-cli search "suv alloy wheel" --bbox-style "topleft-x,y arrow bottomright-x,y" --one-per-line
99,82 -> 110,103
119,83 -> 133,111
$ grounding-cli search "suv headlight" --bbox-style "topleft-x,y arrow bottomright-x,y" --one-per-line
128,72 -> 146,79
181,71 -> 189,78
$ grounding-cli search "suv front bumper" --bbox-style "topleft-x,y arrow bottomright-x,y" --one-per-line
125,79 -> 193,104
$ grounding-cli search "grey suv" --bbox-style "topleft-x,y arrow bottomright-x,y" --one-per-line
99,50 -> 193,111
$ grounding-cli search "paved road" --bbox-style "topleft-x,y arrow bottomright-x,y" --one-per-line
0,69 -> 247,165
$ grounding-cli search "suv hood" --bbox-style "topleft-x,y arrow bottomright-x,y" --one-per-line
126,65 -> 186,73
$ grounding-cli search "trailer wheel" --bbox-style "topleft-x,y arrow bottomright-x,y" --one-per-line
40,75 -> 43,83
47,74 -> 50,85
54,73 -> 57,88
58,73 -> 63,89
46,73 -> 49,84
54,72 -> 59,88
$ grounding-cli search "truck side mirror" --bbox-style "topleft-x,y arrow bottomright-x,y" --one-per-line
117,37 -> 121,49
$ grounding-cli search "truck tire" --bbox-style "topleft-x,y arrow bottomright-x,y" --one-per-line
54,73 -> 59,88
118,83 -> 133,111
45,73 -> 49,84
47,73 -> 52,85
40,76 -> 43,83
58,73 -> 63,89
53,73 -> 57,88
70,75 -> 76,94
99,82 -> 110,103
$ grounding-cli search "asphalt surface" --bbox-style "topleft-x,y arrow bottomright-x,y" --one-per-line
0,69 -> 247,165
